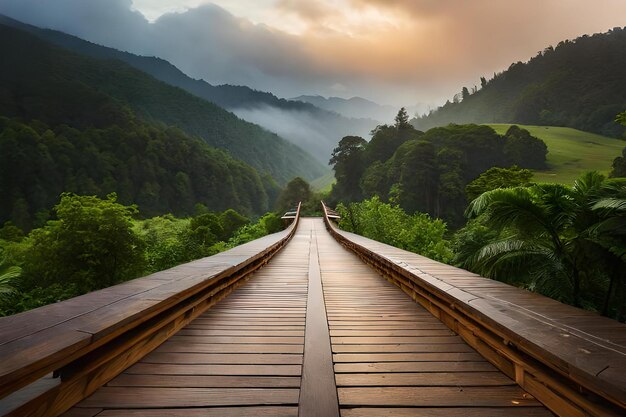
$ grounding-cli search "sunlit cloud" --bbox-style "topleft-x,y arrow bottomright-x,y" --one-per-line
1,0 -> 625,106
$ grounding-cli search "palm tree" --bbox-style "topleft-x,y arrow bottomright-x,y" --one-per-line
0,258 -> 21,298
465,172 -> 626,314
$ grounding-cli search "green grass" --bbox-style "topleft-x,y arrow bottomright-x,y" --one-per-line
311,171 -> 336,192
488,124 -> 624,184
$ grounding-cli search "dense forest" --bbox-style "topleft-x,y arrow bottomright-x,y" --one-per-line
328,109 -> 547,227
0,15 -> 374,164
413,27 -> 626,138
0,117 -> 278,230
0,23 -> 325,184
0,193 -> 285,316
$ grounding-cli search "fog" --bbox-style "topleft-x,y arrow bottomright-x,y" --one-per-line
232,105 -> 374,164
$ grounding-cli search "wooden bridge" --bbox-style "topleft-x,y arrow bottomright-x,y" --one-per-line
0,203 -> 625,417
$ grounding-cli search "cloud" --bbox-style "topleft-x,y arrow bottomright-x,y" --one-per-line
0,0 -> 625,105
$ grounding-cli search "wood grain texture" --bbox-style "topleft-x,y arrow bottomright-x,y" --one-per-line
64,214 -> 309,417
314,216 -> 552,415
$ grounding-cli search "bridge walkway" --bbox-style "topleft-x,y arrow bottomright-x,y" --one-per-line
64,218 -> 550,416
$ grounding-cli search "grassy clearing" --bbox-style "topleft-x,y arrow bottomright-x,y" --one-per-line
488,124 -> 624,184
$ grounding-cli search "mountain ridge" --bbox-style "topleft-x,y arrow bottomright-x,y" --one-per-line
0,14 -> 374,163
0,14 -> 326,182
413,27 -> 626,138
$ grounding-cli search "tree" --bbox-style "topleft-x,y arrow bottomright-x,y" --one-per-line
465,166 -> 534,201
503,125 -> 548,169
276,177 -> 312,212
187,213 -> 224,247
464,172 -> 626,317
0,255 -> 21,298
26,193 -> 145,291
220,209 -> 249,241
336,196 -> 452,262
394,107 -> 410,129
609,112 -> 626,177
461,87 -> 470,101
365,124 -> 419,164
329,136 -> 368,202
391,140 -> 439,214
609,147 -> 626,178
360,160 -> 390,199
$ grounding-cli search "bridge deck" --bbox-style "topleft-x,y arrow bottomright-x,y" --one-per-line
64,218 -> 550,416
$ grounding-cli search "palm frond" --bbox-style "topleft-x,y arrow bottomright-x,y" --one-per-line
592,198 -> 626,212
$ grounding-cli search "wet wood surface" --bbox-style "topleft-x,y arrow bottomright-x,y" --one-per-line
62,218 -> 551,416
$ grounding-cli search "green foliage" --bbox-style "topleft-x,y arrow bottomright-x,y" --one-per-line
0,254 -> 21,298
460,172 -> 626,320
0,23 -> 324,184
134,215 -> 191,272
616,111 -> 626,128
503,125 -> 547,169
0,283 -> 82,316
414,28 -> 626,138
336,197 -> 453,263
260,212 -> 284,234
220,209 -> 250,240
465,166 -> 534,201
25,193 -> 146,292
0,117 -> 273,229
329,136 -> 368,203
0,222 -> 25,242
0,193 -> 286,316
610,111 -> 626,178
394,107 -> 411,129
276,177 -> 312,213
331,123 -> 546,228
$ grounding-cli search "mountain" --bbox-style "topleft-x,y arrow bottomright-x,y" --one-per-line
0,16 -> 325,184
292,95 -> 398,122
0,24 -> 287,226
0,15 -> 374,164
292,95 -> 429,126
413,27 -> 626,138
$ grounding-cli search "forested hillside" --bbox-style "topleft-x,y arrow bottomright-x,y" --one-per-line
0,15 -> 373,163
329,110 -> 547,227
413,27 -> 626,138
0,22 -> 324,183
0,117 -> 278,230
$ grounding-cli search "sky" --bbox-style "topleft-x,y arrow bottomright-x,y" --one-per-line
1,0 -> 625,107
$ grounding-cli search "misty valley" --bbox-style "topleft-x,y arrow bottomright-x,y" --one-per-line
0,2 -> 625,417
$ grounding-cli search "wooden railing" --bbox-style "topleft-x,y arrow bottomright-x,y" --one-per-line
0,202 -> 301,417
322,201 -> 626,417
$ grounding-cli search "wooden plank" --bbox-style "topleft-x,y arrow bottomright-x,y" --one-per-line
334,361 -> 498,373
341,408 -> 554,417
298,226 -> 340,417
96,408 -> 298,417
338,386 -> 543,407
332,343 -> 473,353
141,352 -> 302,364
107,374 -> 301,388
153,343 -> 303,354
78,387 -> 299,408
335,372 -> 515,386
333,352 -> 484,362
59,408 -> 103,417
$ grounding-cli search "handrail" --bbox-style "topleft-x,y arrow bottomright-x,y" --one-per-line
0,202 -> 301,417
321,201 -> 626,417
